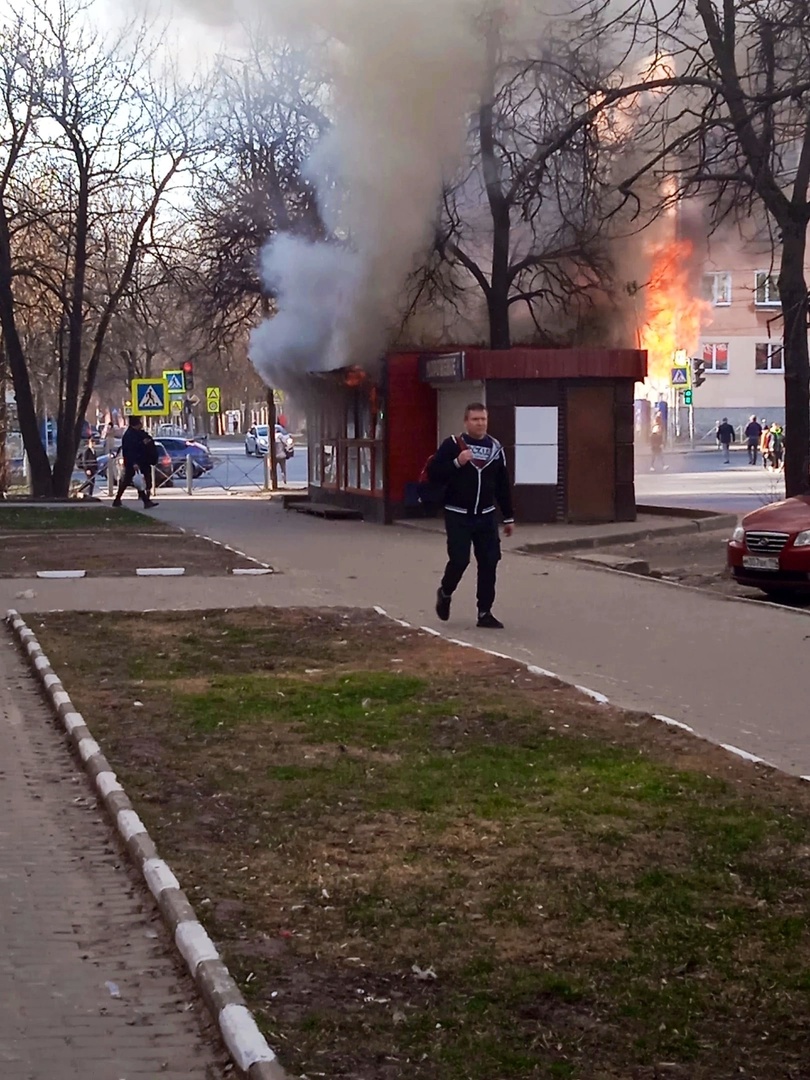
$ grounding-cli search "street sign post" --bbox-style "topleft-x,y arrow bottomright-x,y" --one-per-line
670,366 -> 691,388
206,387 -> 221,414
131,379 -> 169,417
163,370 -> 186,394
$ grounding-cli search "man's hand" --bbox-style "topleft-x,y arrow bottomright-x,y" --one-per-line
503,523 -> 515,538
456,448 -> 474,466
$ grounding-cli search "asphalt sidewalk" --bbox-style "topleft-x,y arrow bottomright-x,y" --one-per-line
3,497 -> 808,777
0,638 -> 228,1079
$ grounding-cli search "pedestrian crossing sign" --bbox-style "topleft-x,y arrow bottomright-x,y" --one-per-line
163,370 -> 186,393
131,379 -> 169,416
670,366 -> 690,388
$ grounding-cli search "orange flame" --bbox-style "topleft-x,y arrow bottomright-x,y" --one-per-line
640,239 -> 708,387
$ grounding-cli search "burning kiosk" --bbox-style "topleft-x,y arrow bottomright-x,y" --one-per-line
305,346 -> 647,524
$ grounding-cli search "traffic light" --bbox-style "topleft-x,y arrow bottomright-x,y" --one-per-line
182,360 -> 194,390
683,389 -> 693,406
691,357 -> 706,387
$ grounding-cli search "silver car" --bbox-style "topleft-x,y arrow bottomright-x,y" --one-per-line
245,424 -> 294,457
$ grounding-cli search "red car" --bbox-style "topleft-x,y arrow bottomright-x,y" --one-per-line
728,496 -> 810,597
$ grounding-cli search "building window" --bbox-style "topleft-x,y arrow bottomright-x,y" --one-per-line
755,342 -> 784,372
754,271 -> 780,307
702,271 -> 732,306
702,342 -> 729,372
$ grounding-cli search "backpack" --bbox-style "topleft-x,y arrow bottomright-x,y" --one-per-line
770,431 -> 783,453
416,436 -> 464,511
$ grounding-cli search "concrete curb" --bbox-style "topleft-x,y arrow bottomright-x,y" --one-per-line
5,609 -> 289,1080
371,607 -> 798,780
29,567 -> 274,579
516,513 -> 738,556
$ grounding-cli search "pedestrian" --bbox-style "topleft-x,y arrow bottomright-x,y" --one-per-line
649,413 -> 667,472
275,426 -> 289,485
77,436 -> 98,498
429,403 -> 515,629
744,415 -> 762,465
760,424 -> 772,469
717,417 -> 735,463
770,423 -> 784,471
112,417 -> 159,509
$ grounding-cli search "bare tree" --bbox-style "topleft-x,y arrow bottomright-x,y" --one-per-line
406,20 -> 628,351
0,0 -> 203,496
192,42 -> 328,348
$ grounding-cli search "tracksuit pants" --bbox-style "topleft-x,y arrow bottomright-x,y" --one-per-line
441,511 -> 501,614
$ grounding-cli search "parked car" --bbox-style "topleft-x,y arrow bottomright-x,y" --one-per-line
727,495 -> 810,597
245,424 -> 294,457
95,441 -> 174,488
156,437 -> 214,479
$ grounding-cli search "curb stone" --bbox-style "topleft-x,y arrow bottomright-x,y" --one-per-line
30,567 -> 275,578
5,609 -> 289,1080
371,607 -> 798,779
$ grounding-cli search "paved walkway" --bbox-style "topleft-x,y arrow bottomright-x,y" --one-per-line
3,498 -> 810,777
0,641 -> 227,1079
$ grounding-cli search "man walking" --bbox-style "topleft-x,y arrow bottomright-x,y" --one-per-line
77,435 -> 98,498
112,417 -> 159,509
744,415 -> 762,465
429,403 -> 514,629
717,417 -> 735,464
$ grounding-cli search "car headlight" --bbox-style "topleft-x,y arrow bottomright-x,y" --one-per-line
794,530 -> 810,547
732,526 -> 745,543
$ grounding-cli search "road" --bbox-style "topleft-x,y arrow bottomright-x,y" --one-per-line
204,442 -> 774,512
85,438 -> 309,496
636,447 -> 785,514
191,439 -> 309,492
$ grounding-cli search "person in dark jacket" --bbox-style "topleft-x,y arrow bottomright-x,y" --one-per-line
112,416 -> 159,508
77,436 -> 98,497
717,417 -> 735,464
744,415 -> 763,465
428,403 -> 514,629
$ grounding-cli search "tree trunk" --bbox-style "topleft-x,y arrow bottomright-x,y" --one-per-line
52,174 -> 90,497
479,23 -> 511,352
487,277 -> 511,349
779,219 -> 810,497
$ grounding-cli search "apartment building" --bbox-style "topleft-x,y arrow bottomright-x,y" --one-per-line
694,230 -> 789,437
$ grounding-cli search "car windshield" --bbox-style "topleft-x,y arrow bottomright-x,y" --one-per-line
256,426 -> 269,437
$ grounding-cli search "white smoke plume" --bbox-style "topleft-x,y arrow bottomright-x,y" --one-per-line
176,0 -> 502,388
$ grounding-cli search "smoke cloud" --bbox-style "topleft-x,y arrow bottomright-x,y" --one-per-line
177,0 -> 500,388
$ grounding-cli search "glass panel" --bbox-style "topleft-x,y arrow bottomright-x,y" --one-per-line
374,444 -> 384,491
346,446 -> 359,489
323,443 -> 337,486
309,443 -> 322,486
359,446 -> 372,490
346,398 -> 356,439
358,393 -> 372,439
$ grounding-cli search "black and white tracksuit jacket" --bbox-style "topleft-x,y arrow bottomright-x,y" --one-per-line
427,435 -> 514,522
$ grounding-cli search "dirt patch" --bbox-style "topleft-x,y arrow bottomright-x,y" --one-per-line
0,528 -> 265,576
572,528 -> 789,602
31,607 -> 810,1080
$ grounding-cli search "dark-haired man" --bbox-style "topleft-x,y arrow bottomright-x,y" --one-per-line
428,403 -> 514,629
112,416 -> 159,509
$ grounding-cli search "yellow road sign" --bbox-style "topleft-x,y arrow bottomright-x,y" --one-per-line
170,399 -> 183,414
206,386 -> 221,414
